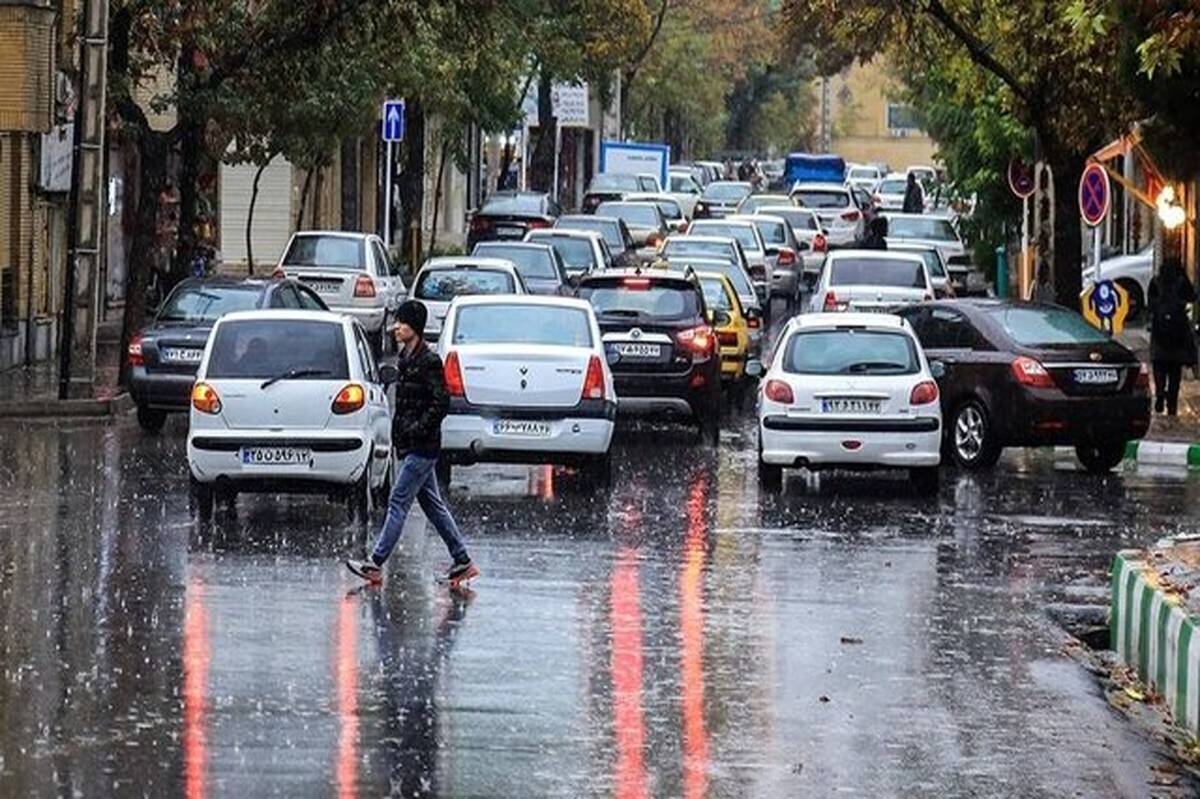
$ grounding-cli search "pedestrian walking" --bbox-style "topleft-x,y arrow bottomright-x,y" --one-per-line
1027,263 -> 1056,304
859,216 -> 888,250
902,172 -> 924,214
346,300 -> 479,586
1147,258 -> 1197,416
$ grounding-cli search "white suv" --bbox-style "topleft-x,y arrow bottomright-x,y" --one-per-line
790,182 -> 864,246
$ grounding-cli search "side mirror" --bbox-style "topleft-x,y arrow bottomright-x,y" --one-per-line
745,360 -> 765,379
378,364 -> 399,386
712,310 -> 732,327
929,361 -> 946,380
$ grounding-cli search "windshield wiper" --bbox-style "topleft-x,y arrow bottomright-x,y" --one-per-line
846,361 -> 908,373
261,367 -> 331,389
601,309 -> 642,317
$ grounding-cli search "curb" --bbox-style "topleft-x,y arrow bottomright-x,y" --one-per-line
0,392 -> 134,420
1124,440 -> 1200,468
1111,550 -> 1200,735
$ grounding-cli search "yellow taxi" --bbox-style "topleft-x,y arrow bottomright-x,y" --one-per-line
695,271 -> 751,384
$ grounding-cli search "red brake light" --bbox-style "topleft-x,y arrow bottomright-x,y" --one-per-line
823,291 -> 839,312
765,379 -> 794,404
127,333 -> 144,367
622,278 -> 651,289
746,316 -> 761,329
470,215 -> 493,232
676,325 -> 715,355
1011,356 -> 1054,388
354,275 -> 376,298
841,209 -> 861,222
191,382 -> 222,414
813,234 -> 827,253
332,383 -> 366,414
647,233 -> 663,248
582,355 -> 605,401
444,351 -> 465,397
777,248 -> 796,267
528,218 -> 551,229
909,380 -> 939,405
1135,362 -> 1150,391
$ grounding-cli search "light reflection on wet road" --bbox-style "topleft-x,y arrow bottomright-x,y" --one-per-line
1,414 -> 1199,797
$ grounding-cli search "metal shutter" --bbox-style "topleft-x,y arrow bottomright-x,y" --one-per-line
220,156 -> 293,269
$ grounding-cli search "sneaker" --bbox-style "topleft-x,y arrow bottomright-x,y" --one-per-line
346,558 -> 383,583
445,560 -> 479,585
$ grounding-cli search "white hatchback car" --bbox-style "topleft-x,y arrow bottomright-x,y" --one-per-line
756,313 -> 942,494
186,310 -> 394,520
809,250 -> 933,313
411,257 -> 527,343
436,295 -> 617,483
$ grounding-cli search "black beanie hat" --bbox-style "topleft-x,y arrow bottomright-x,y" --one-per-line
394,300 -> 427,336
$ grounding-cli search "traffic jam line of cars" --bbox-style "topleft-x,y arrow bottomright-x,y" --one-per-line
129,163 -> 1152,518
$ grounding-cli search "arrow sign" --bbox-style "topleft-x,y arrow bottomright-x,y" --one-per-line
1079,163 -> 1110,227
382,100 -> 405,143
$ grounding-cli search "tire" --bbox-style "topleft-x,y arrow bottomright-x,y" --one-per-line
137,405 -> 167,434
949,399 -> 1002,469
348,463 -> 373,524
1075,441 -> 1127,474
190,477 -> 214,522
371,452 -> 393,508
909,466 -> 940,496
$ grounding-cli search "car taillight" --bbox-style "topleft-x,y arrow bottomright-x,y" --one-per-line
777,248 -> 796,267
622,277 -> 651,289
841,209 -> 860,222
354,275 -> 376,298
717,331 -> 738,347
444,351 -> 465,397
470,215 -> 493,232
676,325 -> 715,355
823,291 -> 839,312
582,355 -> 605,401
813,234 -> 827,253
127,333 -> 144,367
764,379 -> 794,404
528,218 -> 551,229
647,233 -> 663,248
910,380 -> 939,405
1011,356 -> 1054,388
191,382 -> 221,414
271,267 -> 286,279
1135,362 -> 1150,391
332,383 -> 366,414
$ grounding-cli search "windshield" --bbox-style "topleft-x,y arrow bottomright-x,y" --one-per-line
663,239 -> 737,262
473,244 -> 558,280
578,279 -> 700,322
597,203 -> 660,228
761,208 -> 819,231
557,217 -> 622,249
207,320 -> 348,380
849,168 -> 879,180
887,217 -> 958,241
878,179 -> 907,194
591,174 -> 641,192
480,193 -> 545,215
753,220 -> 788,245
282,236 -> 364,269
699,278 -> 734,312
157,285 -> 261,323
702,183 -> 752,201
653,199 -> 683,219
532,235 -> 595,270
452,304 -> 592,347
794,190 -> 849,209
669,175 -> 698,193
830,257 -> 928,289
989,306 -> 1110,347
893,248 -> 947,278
689,224 -> 760,252
784,329 -> 918,375
415,268 -> 516,301
663,261 -> 753,298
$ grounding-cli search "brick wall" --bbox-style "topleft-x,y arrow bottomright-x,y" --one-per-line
0,4 -> 55,133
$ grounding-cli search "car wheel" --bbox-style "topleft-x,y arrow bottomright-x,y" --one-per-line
950,400 -> 1001,469
909,467 -> 940,496
758,435 -> 782,491
137,405 -> 167,434
371,452 -> 393,508
348,462 -> 373,524
190,477 -> 214,522
1075,441 -> 1127,474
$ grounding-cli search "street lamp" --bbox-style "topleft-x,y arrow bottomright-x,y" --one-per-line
1157,184 -> 1186,230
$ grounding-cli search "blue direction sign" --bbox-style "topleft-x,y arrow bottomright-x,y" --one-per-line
382,100 -> 405,142
1078,163 -> 1110,227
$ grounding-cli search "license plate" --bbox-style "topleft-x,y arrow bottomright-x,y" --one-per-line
493,420 -> 551,437
240,447 -> 312,466
161,347 -> 203,364
821,398 -> 882,414
496,226 -> 523,238
1074,367 -> 1118,385
614,343 -> 660,358
308,280 -> 341,294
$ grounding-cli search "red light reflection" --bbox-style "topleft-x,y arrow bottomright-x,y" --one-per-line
611,548 -> 646,799
183,577 -> 210,799
681,474 -> 710,799
335,595 -> 360,798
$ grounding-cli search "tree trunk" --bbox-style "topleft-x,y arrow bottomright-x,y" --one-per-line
397,97 -> 426,267
497,139 -> 514,191
245,161 -> 267,275
530,74 -> 556,193
296,168 -> 314,230
1049,153 -> 1085,310
427,140 -> 451,258
312,163 -> 326,228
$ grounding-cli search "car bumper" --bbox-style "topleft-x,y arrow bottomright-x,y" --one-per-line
760,415 -> 942,468
613,371 -> 715,418
823,228 -> 858,247
1003,391 -> 1151,445
188,431 -> 371,486
330,305 -> 387,332
130,367 -> 196,411
441,405 -> 615,463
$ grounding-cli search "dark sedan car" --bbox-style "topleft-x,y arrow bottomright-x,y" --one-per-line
128,277 -> 328,432
470,241 -> 570,295
581,173 -> 648,214
467,191 -> 560,249
896,300 -> 1151,472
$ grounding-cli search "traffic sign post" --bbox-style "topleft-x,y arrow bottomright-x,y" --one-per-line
1079,162 -> 1110,281
381,100 -> 406,245
1009,158 -> 1036,300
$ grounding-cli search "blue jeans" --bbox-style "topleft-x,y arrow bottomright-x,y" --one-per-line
372,453 -> 468,565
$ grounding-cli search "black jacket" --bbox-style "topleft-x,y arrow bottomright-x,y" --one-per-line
1149,266 -> 1198,365
391,342 -> 448,455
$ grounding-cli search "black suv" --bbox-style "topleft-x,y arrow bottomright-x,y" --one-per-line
128,277 -> 328,433
577,270 -> 723,444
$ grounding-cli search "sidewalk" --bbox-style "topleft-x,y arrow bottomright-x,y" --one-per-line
1115,325 -> 1200,463
0,324 -> 128,418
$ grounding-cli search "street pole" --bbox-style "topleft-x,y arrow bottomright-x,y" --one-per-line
552,123 -> 561,202
383,141 -> 393,245
1021,195 -> 1030,297
520,122 -> 528,191
1094,226 -> 1103,282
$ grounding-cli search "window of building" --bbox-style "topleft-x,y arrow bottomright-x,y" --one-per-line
886,103 -> 923,133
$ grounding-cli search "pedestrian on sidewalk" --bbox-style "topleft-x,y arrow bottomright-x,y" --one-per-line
346,300 -> 478,586
1148,258 -> 1197,415
902,173 -> 925,214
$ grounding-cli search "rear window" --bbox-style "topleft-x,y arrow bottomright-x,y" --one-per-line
700,278 -> 733,312
415,268 -> 516,301
878,179 -> 907,194
702,183 -> 752,201
753,220 -> 788,245
988,306 -> 1110,347
597,203 -> 660,227
689,224 -> 760,252
830,257 -> 927,289
653,199 -> 683,219
207,319 -> 349,380
762,208 -> 819,231
591,174 -> 641,192
533,235 -> 595,270
663,261 -> 753,298
794,190 -> 849,209
669,175 -> 697,193
579,279 -> 701,322
887,217 -> 958,241
849,168 -> 879,180
895,249 -> 947,278
637,176 -> 659,191
557,217 -> 622,249
473,244 -> 559,280
283,236 -> 364,269
480,193 -> 545,215
663,239 -> 736,261
158,285 -> 261,323
783,329 -> 918,375
452,304 -> 592,347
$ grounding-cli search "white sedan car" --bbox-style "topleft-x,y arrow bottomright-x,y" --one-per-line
436,295 -> 617,484
809,250 -> 933,313
756,313 -> 942,494
187,310 -> 394,521
411,257 -> 527,343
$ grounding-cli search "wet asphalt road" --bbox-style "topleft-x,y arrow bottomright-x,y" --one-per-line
2,409 -> 1200,798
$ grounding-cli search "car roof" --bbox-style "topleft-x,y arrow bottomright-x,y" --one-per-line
559,214 -> 616,225
580,268 -> 695,286
793,182 -> 850,192
217,309 -> 348,325
690,219 -> 755,229
173,276 -> 275,291
788,312 -> 910,331
289,230 -> 372,241
474,241 -> 554,253
728,214 -> 787,225
449,294 -> 593,312
757,204 -> 817,215
528,228 -> 603,241
485,190 -> 548,200
419,256 -> 519,272
626,192 -> 677,202
887,241 -> 938,252
665,234 -> 736,246
879,212 -> 945,220
707,180 -> 752,188
826,249 -> 926,264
